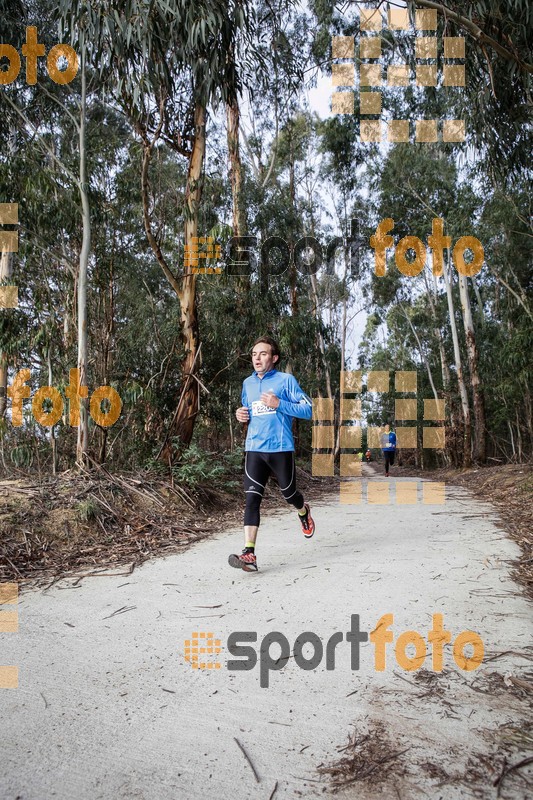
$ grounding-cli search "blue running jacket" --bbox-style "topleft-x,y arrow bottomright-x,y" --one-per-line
242,369 -> 312,452
381,431 -> 397,451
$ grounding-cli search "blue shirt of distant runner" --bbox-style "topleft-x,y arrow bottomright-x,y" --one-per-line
381,431 -> 397,451
242,369 -> 312,452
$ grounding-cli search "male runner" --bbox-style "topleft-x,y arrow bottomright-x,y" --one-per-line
229,336 -> 315,572
380,423 -> 397,477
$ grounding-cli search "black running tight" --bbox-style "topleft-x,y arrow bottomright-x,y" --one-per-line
243,451 -> 304,527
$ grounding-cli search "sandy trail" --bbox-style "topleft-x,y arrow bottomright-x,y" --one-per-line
1,468 -> 532,799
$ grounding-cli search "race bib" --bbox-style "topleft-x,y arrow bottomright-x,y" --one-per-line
252,400 -> 276,416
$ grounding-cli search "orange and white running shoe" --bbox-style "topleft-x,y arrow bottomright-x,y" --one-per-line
299,503 -> 315,538
228,549 -> 258,572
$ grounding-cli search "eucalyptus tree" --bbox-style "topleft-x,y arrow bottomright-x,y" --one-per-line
60,0 -> 259,459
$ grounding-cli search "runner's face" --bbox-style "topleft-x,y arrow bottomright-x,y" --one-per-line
252,343 -> 278,375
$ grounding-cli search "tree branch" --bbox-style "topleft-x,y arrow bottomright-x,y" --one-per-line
2,93 -> 79,184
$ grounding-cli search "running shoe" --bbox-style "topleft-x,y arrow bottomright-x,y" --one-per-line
228,550 -> 258,572
299,503 -> 315,538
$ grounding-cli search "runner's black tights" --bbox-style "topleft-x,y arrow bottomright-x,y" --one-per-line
243,451 -> 304,527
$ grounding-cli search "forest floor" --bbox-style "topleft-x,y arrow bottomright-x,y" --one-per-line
0,463 -> 532,799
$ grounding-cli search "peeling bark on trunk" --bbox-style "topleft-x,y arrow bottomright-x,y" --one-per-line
458,275 -> 486,463
167,102 -> 206,452
0,250 -> 13,418
227,96 -> 245,239
139,100 -> 206,461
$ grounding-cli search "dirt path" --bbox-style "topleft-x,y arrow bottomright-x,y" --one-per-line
1,469 -> 532,799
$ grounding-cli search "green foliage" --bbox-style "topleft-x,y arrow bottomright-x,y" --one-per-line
76,498 -> 99,522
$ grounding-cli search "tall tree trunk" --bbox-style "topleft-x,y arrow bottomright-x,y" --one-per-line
169,102 -> 206,450
334,249 -> 349,459
227,95 -> 245,239
139,100 -> 206,461
458,275 -> 486,463
0,250 -> 13,417
310,271 -> 333,398
76,39 -> 91,468
442,251 -> 471,467
47,348 -> 57,475
400,303 -> 439,400
307,200 -> 333,400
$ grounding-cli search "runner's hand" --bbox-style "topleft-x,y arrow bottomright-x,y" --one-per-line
260,392 -> 280,409
236,406 -> 249,423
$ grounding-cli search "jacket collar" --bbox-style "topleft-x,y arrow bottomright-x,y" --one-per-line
252,368 -> 277,379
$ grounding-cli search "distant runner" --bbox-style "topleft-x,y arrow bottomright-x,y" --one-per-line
380,424 -> 396,477
229,335 -> 315,573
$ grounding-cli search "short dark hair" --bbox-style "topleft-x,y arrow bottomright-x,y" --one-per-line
251,335 -> 281,364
